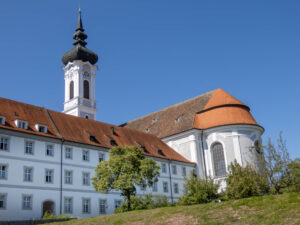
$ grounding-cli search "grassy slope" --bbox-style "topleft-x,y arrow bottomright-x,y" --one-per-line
49,192 -> 300,225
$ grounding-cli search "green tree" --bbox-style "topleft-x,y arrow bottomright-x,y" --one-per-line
226,161 -> 269,199
286,158 -> 300,192
178,175 -> 219,205
262,132 -> 291,194
92,146 -> 160,211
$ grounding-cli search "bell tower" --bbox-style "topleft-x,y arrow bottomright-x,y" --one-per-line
62,9 -> 98,120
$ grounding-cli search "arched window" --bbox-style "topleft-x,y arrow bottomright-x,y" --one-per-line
69,81 -> 74,100
83,80 -> 89,99
254,140 -> 262,154
211,142 -> 226,177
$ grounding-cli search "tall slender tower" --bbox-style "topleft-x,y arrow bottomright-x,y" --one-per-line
62,9 -> 98,120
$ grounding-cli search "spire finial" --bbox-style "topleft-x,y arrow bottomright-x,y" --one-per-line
76,6 -> 83,31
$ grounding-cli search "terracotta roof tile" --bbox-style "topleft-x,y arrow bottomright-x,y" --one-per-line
123,91 -> 213,138
0,97 -> 192,163
124,88 -> 262,137
0,97 -> 60,139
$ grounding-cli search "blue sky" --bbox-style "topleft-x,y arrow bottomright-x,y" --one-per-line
0,0 -> 299,159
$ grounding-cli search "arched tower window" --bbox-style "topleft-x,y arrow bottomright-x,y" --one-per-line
69,81 -> 74,100
211,142 -> 226,177
83,80 -> 89,99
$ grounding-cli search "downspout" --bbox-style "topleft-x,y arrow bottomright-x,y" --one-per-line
201,130 -> 207,179
168,160 -> 173,203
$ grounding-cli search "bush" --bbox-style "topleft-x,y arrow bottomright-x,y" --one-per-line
115,194 -> 170,213
178,176 -> 219,205
285,158 -> 300,192
42,211 -> 70,219
225,161 -> 269,199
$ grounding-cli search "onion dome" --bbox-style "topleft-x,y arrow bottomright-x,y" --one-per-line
62,9 -> 98,65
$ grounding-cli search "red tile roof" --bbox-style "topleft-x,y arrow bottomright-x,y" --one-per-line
0,97 -> 192,163
124,88 -> 262,137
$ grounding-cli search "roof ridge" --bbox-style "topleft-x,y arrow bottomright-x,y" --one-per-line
122,89 -> 217,125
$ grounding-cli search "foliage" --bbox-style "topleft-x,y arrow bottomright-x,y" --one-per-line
285,158 -> 300,192
42,211 -> 70,219
92,145 -> 160,211
178,175 -> 219,205
115,194 -> 169,213
262,132 -> 291,194
225,161 -> 269,199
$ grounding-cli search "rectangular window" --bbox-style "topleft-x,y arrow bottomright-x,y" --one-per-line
174,183 -> 179,194
163,181 -> 169,193
24,167 -> 33,182
0,194 -> 6,209
82,198 -> 90,214
0,116 -> 5,125
152,182 -> 158,192
65,170 -> 72,184
162,163 -> 167,173
0,165 -> 7,179
172,165 -> 177,175
64,197 -> 73,214
22,195 -> 32,210
17,120 -> 28,129
46,144 -> 54,156
45,169 -> 53,183
82,150 -> 89,161
99,199 -> 106,214
82,172 -> 90,185
65,147 -> 72,159
0,137 -> 8,151
98,153 -> 105,162
25,141 -> 34,155
115,200 -> 122,209
182,167 -> 186,176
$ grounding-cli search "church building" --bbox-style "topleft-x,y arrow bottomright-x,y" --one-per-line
0,10 -> 263,221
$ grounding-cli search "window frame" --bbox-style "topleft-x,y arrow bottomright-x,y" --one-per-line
0,136 -> 9,151
82,150 -> 89,161
16,120 -> 28,129
64,170 -> 73,184
82,172 -> 90,186
161,163 -> 167,173
163,181 -> 169,193
0,116 -> 5,125
24,140 -> 34,155
99,199 -> 107,214
211,142 -> 227,177
114,199 -> 122,209
65,147 -> 73,159
98,152 -> 105,162
0,193 -> 7,210
172,165 -> 177,175
64,197 -> 73,214
46,144 -> 54,157
182,166 -> 186,176
23,166 -> 33,182
82,198 -> 91,214
0,164 -> 8,180
22,194 -> 33,210
173,183 -> 179,194
45,169 -> 54,184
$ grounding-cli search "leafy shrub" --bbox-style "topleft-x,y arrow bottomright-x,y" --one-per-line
225,161 -> 269,199
115,194 -> 170,213
178,176 -> 219,205
42,211 -> 70,219
285,158 -> 300,192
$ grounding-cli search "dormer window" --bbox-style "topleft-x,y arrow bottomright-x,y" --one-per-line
15,120 -> 28,129
35,124 -> 47,133
110,139 -> 117,146
0,116 -> 5,125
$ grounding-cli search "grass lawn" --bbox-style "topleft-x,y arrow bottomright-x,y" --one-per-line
48,192 -> 300,225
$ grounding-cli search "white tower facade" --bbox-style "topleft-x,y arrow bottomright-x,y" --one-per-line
63,61 -> 98,120
61,9 -> 99,120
